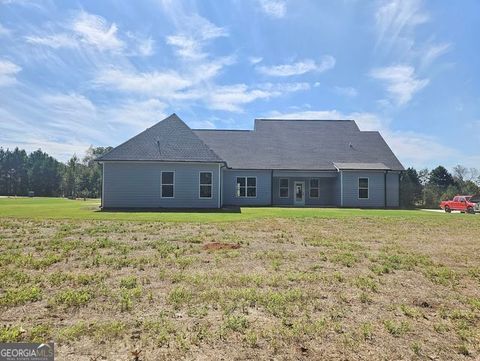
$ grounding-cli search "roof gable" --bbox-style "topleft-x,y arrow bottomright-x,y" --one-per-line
98,114 -> 223,163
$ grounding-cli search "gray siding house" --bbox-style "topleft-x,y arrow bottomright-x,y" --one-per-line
97,114 -> 404,209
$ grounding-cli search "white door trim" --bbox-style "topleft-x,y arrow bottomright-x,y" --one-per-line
294,181 -> 305,206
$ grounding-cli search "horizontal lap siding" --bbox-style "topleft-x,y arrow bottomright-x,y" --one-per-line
342,171 -> 385,208
103,162 -> 219,208
272,176 -> 337,206
335,175 -> 342,206
222,170 -> 271,206
386,171 -> 400,208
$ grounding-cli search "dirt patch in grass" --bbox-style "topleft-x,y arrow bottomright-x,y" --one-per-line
0,215 -> 479,360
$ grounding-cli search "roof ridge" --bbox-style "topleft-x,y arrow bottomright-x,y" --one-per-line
193,129 -> 253,132
255,118 -> 355,121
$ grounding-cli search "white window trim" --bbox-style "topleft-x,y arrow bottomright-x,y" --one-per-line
235,176 -> 257,198
279,178 -> 289,198
309,178 -> 320,199
358,177 -> 369,200
160,171 -> 175,198
199,171 -> 213,199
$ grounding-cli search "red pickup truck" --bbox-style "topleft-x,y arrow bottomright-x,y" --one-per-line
440,195 -> 480,214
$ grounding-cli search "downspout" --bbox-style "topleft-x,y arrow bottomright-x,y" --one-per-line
270,170 -> 273,206
398,171 -> 402,209
384,170 -> 387,209
218,163 -> 222,209
340,170 -> 344,207
101,162 -> 105,210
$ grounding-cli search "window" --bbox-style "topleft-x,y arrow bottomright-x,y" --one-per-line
161,171 -> 174,198
236,176 -> 256,198
358,177 -> 369,199
279,178 -> 289,198
199,172 -> 212,198
309,178 -> 320,198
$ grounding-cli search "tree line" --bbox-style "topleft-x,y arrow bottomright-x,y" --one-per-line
400,165 -> 480,208
0,146 -> 112,198
1,146 -> 479,208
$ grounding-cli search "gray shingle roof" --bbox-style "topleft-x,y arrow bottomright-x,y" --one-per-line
97,114 -> 223,163
99,114 -> 404,171
194,119 -> 404,171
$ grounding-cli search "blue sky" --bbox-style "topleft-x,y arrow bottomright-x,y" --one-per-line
0,0 -> 479,169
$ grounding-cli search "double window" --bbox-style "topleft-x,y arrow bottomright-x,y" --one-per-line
358,178 -> 369,199
309,178 -> 320,198
279,178 -> 289,198
199,172 -> 213,198
161,171 -> 174,198
236,177 -> 256,197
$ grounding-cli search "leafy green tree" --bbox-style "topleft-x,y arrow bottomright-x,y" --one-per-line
400,167 -> 422,208
81,146 -> 112,198
63,155 -> 80,198
462,180 -> 480,195
423,184 -> 441,208
428,166 -> 455,190
0,148 -> 29,195
27,150 -> 64,196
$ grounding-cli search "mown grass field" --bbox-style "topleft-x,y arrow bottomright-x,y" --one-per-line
0,198 -> 479,360
0,197 -> 467,222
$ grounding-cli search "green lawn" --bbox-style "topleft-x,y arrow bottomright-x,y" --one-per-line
0,196 -> 463,222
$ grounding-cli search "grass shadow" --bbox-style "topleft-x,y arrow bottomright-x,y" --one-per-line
97,206 -> 242,214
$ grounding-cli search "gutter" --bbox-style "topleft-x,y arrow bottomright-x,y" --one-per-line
384,170 -> 388,209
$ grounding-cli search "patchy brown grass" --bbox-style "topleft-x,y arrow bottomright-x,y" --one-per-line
203,242 -> 241,251
0,215 -> 479,360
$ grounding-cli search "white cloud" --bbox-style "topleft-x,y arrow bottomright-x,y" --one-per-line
41,93 -> 108,142
94,68 -> 192,96
374,0 -> 450,71
42,93 -> 96,117
104,98 -> 167,130
24,11 -> 153,56
25,33 -> 76,49
166,16 -> 227,60
189,119 -> 216,129
259,0 -> 287,18
375,0 -> 428,52
0,59 -> 21,86
72,11 -> 124,52
420,42 -> 451,70
384,130 -> 459,167
249,56 -> 263,65
0,92 -> 106,160
0,22 -> 11,36
206,82 -> 308,112
257,56 -> 335,77
206,84 -> 273,112
166,35 -> 207,60
126,32 -> 155,56
137,37 -> 154,56
370,65 -> 429,105
334,86 -> 358,97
